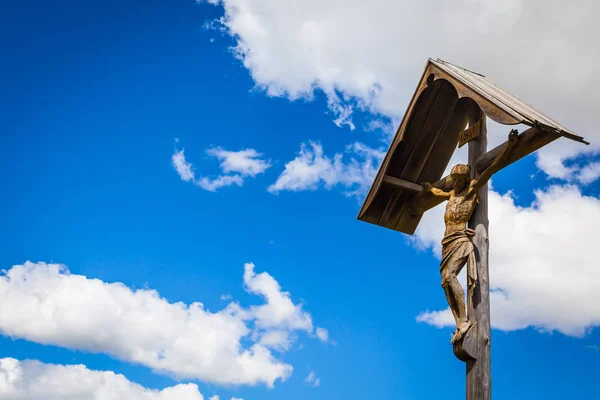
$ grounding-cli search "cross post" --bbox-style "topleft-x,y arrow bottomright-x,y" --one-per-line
465,108 -> 491,400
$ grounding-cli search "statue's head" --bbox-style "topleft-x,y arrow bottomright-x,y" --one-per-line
450,164 -> 470,191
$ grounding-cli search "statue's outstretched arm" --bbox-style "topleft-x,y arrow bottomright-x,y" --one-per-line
468,130 -> 519,197
421,182 -> 451,200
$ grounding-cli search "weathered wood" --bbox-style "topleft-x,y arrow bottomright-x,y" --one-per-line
427,66 -> 522,126
395,98 -> 474,232
458,120 -> 483,148
453,322 -> 477,362
353,59 -> 592,400
400,84 -> 458,180
382,175 -> 423,192
357,67 -> 438,224
466,110 -> 491,400
415,98 -> 475,184
386,76 -> 445,178
357,59 -> 588,234
380,80 -> 458,229
474,126 -> 560,174
382,88 -> 459,228
407,126 -> 559,216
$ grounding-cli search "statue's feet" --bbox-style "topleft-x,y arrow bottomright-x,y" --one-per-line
450,320 -> 474,344
450,330 -> 459,344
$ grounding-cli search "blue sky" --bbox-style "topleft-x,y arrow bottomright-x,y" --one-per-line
1,1 -> 600,399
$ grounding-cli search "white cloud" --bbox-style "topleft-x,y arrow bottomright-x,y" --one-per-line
315,327 -> 329,343
304,371 -> 320,387
206,148 -> 271,177
231,398 -> 244,400
365,118 -> 395,137
172,146 -> 270,192
531,152 -> 600,184
196,175 -> 244,192
577,161 -> 600,184
172,149 -> 196,182
267,141 -> 384,197
258,330 -> 293,352
415,184 -> 600,337
328,95 -> 355,130
244,263 -> 313,332
209,396 -> 220,400
0,358 -> 205,400
205,0 -> 599,177
536,152 -> 578,181
533,154 -> 600,184
0,262 -> 327,387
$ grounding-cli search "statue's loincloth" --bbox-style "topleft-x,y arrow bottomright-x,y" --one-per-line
440,229 -> 477,293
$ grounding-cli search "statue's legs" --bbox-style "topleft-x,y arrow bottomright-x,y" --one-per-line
442,277 -> 460,327
441,255 -> 471,343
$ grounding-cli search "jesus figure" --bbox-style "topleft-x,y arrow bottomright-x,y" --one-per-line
421,130 -> 519,344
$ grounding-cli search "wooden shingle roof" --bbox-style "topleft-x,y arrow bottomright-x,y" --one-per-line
357,58 -> 587,235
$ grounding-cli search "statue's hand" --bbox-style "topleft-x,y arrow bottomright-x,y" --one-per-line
508,129 -> 519,146
421,182 -> 433,192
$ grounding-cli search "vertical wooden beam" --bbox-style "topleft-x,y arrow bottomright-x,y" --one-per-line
467,110 -> 491,400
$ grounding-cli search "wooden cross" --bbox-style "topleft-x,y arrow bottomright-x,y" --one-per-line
357,59 -> 588,400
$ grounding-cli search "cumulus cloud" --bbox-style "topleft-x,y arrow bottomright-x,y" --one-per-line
577,161 -> 600,184
172,145 -> 270,191
244,262 -> 313,331
304,371 -> 320,387
532,153 -> 600,184
204,0 -> 599,176
206,148 -> 271,177
0,262 -> 326,387
415,184 -> 600,337
258,330 -> 294,352
536,152 -> 578,181
242,263 -> 320,351
0,358 -> 205,400
268,141 -> 384,197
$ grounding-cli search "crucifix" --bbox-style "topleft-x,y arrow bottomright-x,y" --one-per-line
357,59 -> 588,399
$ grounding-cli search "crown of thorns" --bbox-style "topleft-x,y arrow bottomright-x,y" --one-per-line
450,164 -> 471,177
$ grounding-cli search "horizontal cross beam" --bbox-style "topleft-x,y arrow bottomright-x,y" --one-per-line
402,126 -> 561,214
382,175 -> 423,192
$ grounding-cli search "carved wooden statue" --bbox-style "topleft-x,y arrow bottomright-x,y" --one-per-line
422,130 -> 518,343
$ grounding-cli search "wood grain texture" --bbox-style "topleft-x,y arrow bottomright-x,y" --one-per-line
380,80 -> 458,229
429,67 -> 522,125
357,64 -> 436,223
377,78 -> 445,227
395,98 -> 474,233
405,126 -> 559,227
357,59 -> 587,234
466,109 -> 491,400
459,120 -> 483,148
474,126 -> 559,174
453,323 -> 477,362
382,175 -> 423,192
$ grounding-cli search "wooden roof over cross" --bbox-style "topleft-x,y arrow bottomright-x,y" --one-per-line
357,58 -> 588,235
